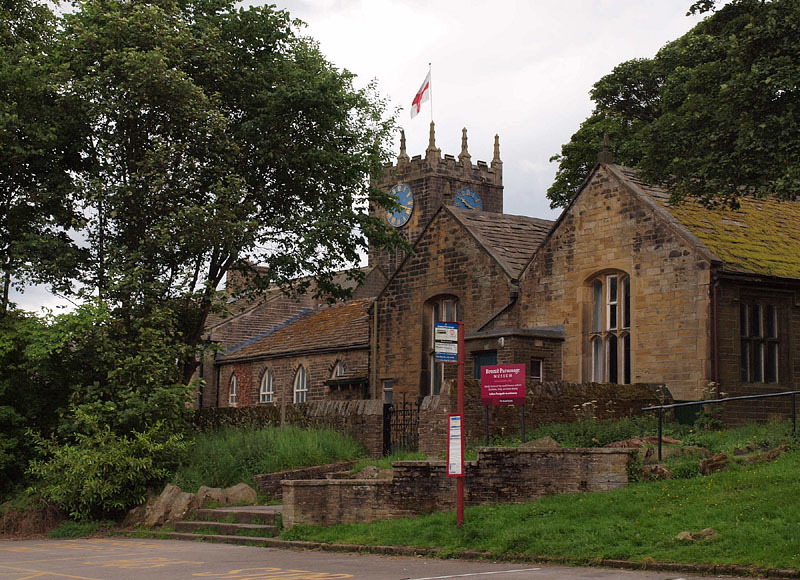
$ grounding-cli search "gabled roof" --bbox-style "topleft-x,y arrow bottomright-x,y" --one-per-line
219,298 -> 372,363
447,207 -> 554,279
612,165 -> 800,280
207,265 -> 376,331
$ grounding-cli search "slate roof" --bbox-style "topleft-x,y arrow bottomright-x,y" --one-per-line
206,266 -> 374,330
447,207 -> 554,279
612,165 -> 800,280
219,298 -> 372,362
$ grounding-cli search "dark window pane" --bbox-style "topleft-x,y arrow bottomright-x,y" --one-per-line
749,303 -> 762,337
608,276 -> 618,303
607,335 -> 618,384
764,305 -> 777,338
740,305 -> 748,337
741,341 -> 749,382
766,343 -> 778,383
530,358 -> 543,381
752,343 -> 763,383
609,304 -> 618,330
623,334 -> 631,385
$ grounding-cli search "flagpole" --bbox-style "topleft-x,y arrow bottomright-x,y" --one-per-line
429,62 -> 433,123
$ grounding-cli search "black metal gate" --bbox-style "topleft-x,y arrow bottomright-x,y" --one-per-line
383,398 -> 420,455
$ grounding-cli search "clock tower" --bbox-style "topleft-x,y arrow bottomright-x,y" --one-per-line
369,122 -> 504,277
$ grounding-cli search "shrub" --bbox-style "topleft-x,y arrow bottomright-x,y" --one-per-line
27,414 -> 192,520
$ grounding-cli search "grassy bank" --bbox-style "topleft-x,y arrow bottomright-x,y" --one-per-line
173,425 -> 366,491
282,421 -> 800,569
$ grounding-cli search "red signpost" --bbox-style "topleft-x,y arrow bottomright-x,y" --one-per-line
456,322 -> 465,527
436,321 -> 466,527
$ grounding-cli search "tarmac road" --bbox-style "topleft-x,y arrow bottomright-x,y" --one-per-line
0,538 -> 751,580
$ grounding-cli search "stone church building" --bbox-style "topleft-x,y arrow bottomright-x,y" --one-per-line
199,123 -> 800,422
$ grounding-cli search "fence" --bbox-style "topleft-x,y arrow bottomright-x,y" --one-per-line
643,390 -> 800,461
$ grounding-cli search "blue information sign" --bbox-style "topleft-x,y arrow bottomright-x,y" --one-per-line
434,322 -> 459,363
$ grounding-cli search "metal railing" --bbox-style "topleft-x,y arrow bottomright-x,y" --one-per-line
642,390 -> 800,461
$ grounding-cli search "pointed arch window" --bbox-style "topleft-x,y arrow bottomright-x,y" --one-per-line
293,365 -> 308,403
331,361 -> 346,379
588,273 -> 631,384
260,369 -> 274,404
229,374 -> 239,407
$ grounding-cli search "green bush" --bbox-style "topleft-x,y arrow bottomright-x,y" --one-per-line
27,414 -> 192,520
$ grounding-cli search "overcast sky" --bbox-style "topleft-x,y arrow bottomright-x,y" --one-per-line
13,1 -> 707,311
272,0 -> 707,219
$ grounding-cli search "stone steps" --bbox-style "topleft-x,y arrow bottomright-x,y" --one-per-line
174,520 -> 279,536
166,505 -> 282,545
192,506 -> 281,525
162,532 -> 279,546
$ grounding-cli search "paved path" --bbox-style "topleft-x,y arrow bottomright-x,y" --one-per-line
0,538 -> 749,580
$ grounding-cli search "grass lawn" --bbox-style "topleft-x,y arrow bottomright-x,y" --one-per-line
282,427 -> 800,569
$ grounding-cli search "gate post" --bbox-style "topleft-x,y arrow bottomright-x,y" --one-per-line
383,403 -> 393,456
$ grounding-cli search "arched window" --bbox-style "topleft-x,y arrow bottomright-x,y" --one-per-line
229,374 -> 238,406
293,365 -> 308,403
425,295 -> 460,396
260,369 -> 274,404
331,361 -> 346,379
588,273 -> 631,384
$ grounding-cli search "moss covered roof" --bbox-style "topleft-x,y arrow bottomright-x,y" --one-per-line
616,166 -> 800,280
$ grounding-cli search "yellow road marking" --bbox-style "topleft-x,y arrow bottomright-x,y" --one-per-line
1,551 -> 173,565
0,565 -> 103,580
193,568 -> 353,580
84,557 -> 203,569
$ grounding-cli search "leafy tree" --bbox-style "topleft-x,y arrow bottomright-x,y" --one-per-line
58,0 -> 398,383
0,0 -> 84,315
14,0 -> 399,515
0,307 -> 105,497
548,0 -> 800,208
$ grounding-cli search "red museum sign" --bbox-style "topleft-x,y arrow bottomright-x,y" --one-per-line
480,364 -> 526,406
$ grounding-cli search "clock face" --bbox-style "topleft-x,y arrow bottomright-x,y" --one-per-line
454,187 -> 483,210
385,183 -> 414,227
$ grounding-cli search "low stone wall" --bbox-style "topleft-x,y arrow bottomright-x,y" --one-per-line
418,379 -> 671,456
194,399 -> 385,457
252,461 -> 358,500
282,446 -> 637,528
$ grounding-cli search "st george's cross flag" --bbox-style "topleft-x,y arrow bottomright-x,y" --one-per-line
410,71 -> 431,118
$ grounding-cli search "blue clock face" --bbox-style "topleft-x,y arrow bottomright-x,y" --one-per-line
454,187 -> 483,210
386,183 -> 414,227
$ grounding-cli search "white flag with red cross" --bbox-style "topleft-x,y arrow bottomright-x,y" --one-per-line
410,70 -> 431,119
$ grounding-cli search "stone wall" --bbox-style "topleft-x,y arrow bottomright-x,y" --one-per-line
217,348 -> 369,407
715,279 -> 799,423
418,378 -> 670,456
517,165 -> 713,401
282,446 -> 636,528
252,461 -> 358,499
374,210 -> 514,402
